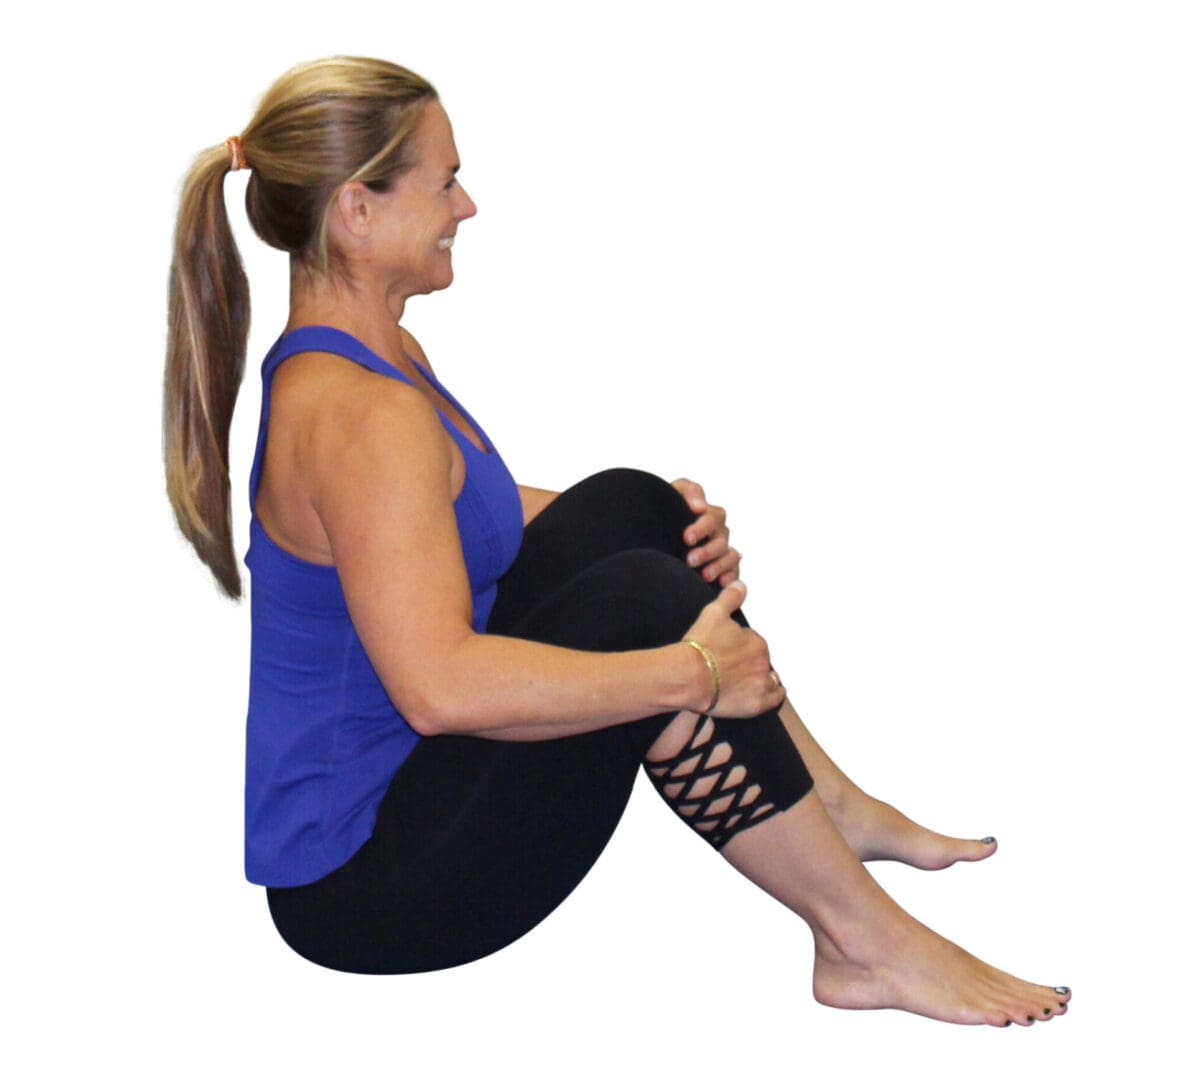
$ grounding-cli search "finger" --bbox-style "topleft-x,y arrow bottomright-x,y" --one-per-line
684,507 -> 726,547
763,667 -> 786,707
700,548 -> 740,583
670,478 -> 707,514
713,579 -> 747,615
694,542 -> 732,577
688,534 -> 730,569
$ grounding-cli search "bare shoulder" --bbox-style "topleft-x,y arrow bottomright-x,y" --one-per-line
398,325 -> 434,372
272,350 -> 451,494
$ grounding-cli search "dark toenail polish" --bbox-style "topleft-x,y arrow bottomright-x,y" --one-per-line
981,836 -> 996,844
1004,1020 -> 1012,1028
1044,1008 -> 1051,1015
1054,986 -> 1070,995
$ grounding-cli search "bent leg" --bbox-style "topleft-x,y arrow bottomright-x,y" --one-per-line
267,724 -> 659,974
268,546 -> 810,974
500,468 -> 998,869
490,468 -> 695,631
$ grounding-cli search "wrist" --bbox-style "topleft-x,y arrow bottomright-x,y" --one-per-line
661,641 -> 714,713
682,638 -> 720,714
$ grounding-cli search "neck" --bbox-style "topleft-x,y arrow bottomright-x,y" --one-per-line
287,259 -> 410,361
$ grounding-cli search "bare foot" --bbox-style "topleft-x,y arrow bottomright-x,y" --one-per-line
830,790 -> 998,870
721,793 -> 1070,1027
812,909 -> 1071,1026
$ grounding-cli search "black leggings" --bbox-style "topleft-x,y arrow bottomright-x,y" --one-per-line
266,469 -> 813,974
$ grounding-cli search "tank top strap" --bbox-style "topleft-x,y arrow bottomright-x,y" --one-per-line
249,326 -> 415,503
260,325 -> 413,384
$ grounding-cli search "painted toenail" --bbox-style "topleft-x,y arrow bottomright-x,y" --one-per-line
1054,986 -> 1070,995
1044,1008 -> 1051,1015
1004,1020 -> 1012,1028
1027,1018 -> 1034,1024
981,836 -> 996,844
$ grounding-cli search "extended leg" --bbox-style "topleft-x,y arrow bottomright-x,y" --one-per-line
717,791 -> 1070,1026
635,700 -> 1068,1026
777,700 -> 998,869
525,474 -> 1069,1022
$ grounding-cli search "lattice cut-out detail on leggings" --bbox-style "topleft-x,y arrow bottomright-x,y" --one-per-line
645,717 -> 780,849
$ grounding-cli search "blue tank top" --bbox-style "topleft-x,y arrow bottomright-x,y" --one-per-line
244,326 -> 524,887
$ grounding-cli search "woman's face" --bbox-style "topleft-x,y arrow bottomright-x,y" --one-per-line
371,101 -> 477,300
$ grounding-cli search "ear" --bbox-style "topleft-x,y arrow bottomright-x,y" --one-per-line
330,181 -> 375,241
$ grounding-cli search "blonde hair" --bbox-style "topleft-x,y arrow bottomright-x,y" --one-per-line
164,57 -> 437,597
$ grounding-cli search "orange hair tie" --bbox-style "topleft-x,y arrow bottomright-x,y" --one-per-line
225,136 -> 248,172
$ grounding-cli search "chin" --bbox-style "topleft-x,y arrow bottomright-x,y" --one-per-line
411,271 -> 454,298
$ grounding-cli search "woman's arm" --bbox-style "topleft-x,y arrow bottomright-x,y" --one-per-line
516,485 -> 559,525
307,372 -> 779,740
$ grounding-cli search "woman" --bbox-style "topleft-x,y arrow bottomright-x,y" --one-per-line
165,56 -> 1069,1024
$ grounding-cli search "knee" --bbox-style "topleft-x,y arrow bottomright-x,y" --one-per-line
569,469 -> 693,537
590,548 -> 715,631
577,467 -> 682,505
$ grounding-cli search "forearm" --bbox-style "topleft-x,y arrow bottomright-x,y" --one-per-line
409,633 -> 707,740
516,485 -> 559,526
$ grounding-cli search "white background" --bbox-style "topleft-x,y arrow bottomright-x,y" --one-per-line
5,1 -> 1192,1075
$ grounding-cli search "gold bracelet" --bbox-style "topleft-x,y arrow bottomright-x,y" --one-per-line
682,639 -> 721,714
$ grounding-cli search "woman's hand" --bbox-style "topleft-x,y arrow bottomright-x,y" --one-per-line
681,582 -> 785,718
671,478 -> 741,588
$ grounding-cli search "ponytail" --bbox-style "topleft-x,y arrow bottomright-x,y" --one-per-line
164,143 -> 250,598
165,58 -> 437,597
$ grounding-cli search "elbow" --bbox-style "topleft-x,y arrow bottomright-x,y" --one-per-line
401,695 -> 452,737
399,684 -> 472,738
405,709 -> 452,738
402,708 -> 438,737
387,636 -> 482,737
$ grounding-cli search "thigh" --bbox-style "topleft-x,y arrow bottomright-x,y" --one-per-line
268,726 -> 644,974
489,468 -> 695,632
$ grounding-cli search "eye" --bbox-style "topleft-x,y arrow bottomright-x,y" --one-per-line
444,177 -> 457,191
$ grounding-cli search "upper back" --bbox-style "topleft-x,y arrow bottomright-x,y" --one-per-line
251,326 -> 457,567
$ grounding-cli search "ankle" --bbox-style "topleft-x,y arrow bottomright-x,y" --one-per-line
817,777 -> 871,824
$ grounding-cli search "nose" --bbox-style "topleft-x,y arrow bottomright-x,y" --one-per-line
455,183 -> 478,221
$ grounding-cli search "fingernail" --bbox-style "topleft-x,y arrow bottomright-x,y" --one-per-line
688,552 -> 699,566
1054,986 -> 1070,995
981,836 -> 996,844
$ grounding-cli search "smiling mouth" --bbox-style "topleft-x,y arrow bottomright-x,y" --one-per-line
437,237 -> 454,250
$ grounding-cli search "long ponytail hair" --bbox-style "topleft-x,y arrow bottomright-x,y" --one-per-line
164,57 -> 437,598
